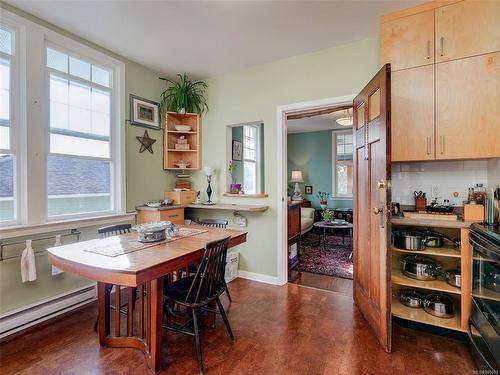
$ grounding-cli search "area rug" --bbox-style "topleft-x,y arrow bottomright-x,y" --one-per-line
296,232 -> 353,279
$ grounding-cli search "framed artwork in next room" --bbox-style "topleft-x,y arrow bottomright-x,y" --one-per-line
305,185 -> 313,195
130,95 -> 160,129
232,140 -> 243,161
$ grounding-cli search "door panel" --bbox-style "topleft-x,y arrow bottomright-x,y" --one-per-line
391,65 -> 435,161
435,0 -> 500,63
436,52 -> 500,159
380,9 -> 434,71
353,64 -> 392,352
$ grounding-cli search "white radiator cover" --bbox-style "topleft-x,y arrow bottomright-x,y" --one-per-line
0,284 -> 96,339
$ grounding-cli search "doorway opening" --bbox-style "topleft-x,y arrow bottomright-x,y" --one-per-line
276,95 -> 355,294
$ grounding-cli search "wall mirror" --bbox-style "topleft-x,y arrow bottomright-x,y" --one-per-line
225,122 -> 266,196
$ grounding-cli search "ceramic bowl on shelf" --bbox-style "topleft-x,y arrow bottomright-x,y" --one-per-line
175,125 -> 192,132
175,160 -> 191,169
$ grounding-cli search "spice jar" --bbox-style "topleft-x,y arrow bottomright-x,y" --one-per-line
473,183 -> 486,205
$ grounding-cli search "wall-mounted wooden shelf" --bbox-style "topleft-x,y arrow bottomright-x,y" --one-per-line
391,296 -> 464,332
163,112 -> 201,170
186,203 -> 268,212
223,193 -> 269,198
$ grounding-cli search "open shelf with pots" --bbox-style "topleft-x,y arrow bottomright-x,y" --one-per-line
163,112 -> 201,170
390,221 -> 473,332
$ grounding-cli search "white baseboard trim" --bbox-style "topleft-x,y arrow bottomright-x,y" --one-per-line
237,270 -> 280,285
0,284 -> 97,339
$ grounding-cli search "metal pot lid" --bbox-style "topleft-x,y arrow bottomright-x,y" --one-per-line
401,254 -> 438,266
393,230 -> 428,238
424,293 -> 454,304
400,289 -> 425,300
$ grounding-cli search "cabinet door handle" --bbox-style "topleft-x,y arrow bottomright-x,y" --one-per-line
426,40 -> 431,59
439,136 -> 445,154
426,137 -> 431,155
440,37 -> 444,56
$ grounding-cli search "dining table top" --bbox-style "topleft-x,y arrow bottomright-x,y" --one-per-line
47,225 -> 247,287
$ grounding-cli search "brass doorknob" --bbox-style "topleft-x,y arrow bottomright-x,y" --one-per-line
373,207 -> 383,215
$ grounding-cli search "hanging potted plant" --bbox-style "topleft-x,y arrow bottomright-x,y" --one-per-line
317,191 -> 330,209
228,161 -> 241,194
159,73 -> 208,115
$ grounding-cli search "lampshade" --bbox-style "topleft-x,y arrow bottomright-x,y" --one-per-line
290,170 -> 304,183
203,166 -> 214,177
336,109 -> 353,127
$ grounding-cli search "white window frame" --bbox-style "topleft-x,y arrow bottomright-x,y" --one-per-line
243,124 -> 260,195
332,130 -> 353,199
0,17 -> 25,227
0,10 -> 125,230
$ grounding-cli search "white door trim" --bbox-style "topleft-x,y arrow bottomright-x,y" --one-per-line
275,94 -> 356,286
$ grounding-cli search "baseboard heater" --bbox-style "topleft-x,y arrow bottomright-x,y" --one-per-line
0,284 -> 97,339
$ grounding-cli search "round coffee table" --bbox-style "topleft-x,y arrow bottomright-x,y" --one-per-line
313,221 -> 353,252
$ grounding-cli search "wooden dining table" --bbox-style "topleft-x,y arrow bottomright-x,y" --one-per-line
47,225 -> 247,373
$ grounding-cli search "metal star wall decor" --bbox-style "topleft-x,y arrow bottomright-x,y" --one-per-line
136,130 -> 156,154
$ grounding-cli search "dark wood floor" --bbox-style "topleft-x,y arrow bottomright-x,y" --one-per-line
289,271 -> 353,295
0,278 -> 475,374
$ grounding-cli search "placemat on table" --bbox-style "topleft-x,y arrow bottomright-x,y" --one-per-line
83,227 -> 208,257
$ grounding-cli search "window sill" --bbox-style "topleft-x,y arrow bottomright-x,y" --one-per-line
330,196 -> 353,200
0,213 -> 136,240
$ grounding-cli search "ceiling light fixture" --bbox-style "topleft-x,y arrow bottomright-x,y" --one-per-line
336,109 -> 353,127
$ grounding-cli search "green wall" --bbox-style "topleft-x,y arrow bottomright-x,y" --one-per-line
287,130 -> 352,210
0,3 -> 174,314
190,37 -> 379,277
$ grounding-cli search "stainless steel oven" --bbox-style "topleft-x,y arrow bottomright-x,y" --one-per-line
469,223 -> 500,371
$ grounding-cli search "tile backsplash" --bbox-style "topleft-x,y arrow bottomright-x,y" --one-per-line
392,159 -> 500,206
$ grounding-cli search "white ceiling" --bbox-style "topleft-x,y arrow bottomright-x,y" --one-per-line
6,0 -> 423,78
287,108 -> 352,134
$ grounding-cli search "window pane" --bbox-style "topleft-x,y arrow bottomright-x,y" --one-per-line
69,81 -> 91,109
0,126 -> 9,149
0,58 -> 10,90
0,154 -> 15,222
69,56 -> 90,80
0,28 -> 13,55
50,74 -> 68,104
50,133 -> 109,158
47,48 -> 68,73
243,161 -> 256,194
47,156 -> 111,217
91,88 -> 110,114
50,101 -> 68,130
336,160 -> 353,196
92,65 -> 110,87
91,112 -> 110,137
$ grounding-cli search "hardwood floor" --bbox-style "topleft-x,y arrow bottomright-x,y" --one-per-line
0,278 -> 475,374
289,271 -> 353,296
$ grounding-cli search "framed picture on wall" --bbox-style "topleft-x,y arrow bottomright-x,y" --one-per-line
130,95 -> 160,129
305,185 -> 313,195
232,140 -> 242,161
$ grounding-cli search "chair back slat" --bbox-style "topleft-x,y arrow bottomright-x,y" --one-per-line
198,219 -> 228,229
98,224 -> 132,238
186,236 -> 230,304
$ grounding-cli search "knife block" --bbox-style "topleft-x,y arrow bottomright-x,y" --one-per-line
415,197 -> 427,212
463,204 -> 484,222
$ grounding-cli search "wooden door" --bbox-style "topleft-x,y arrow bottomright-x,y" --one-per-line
435,0 -> 500,63
380,9 -> 434,71
353,64 -> 392,352
391,65 -> 435,161
436,52 -> 500,159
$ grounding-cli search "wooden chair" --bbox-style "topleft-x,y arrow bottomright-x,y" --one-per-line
195,219 -> 232,302
93,224 -> 135,331
163,237 -> 234,375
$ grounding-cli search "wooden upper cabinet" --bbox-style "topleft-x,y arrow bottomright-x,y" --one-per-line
436,52 -> 500,159
391,65 -> 435,161
380,10 -> 434,71
435,0 -> 500,63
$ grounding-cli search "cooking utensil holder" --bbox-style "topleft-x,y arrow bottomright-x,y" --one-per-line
415,197 -> 427,212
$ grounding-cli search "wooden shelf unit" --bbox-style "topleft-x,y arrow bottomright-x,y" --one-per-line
163,112 -> 201,170
391,221 -> 472,332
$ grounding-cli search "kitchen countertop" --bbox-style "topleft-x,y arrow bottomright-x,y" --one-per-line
136,203 -> 269,213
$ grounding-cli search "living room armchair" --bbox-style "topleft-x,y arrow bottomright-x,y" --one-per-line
301,207 -> 315,235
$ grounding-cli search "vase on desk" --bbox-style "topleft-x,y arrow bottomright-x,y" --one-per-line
230,183 -> 241,194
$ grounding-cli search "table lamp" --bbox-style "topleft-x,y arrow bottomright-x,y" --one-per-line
290,170 -> 304,201
203,166 -> 215,205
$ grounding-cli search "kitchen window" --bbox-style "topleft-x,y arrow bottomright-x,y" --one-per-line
243,125 -> 259,194
0,25 -> 18,225
0,10 -> 125,229
332,131 -> 353,198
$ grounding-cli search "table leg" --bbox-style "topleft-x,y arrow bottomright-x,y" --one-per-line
148,277 -> 164,373
97,282 -> 110,346
323,227 -> 326,250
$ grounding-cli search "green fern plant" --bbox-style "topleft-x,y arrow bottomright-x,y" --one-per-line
159,73 -> 208,115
